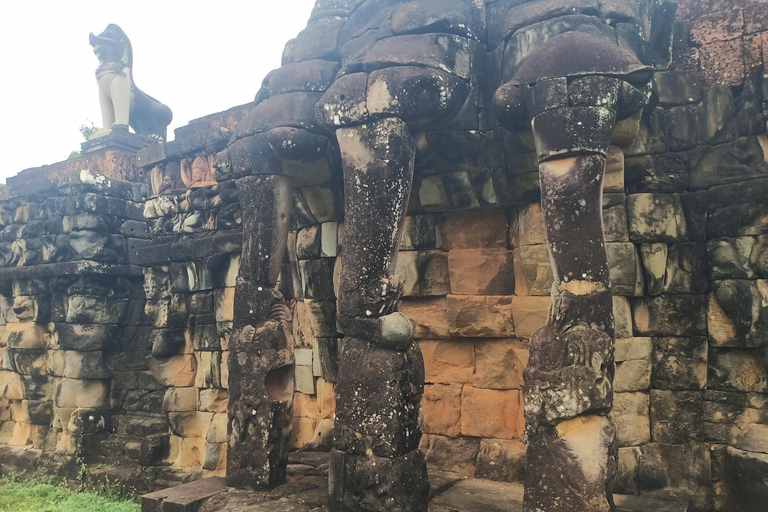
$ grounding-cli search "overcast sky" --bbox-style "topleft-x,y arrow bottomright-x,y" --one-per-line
0,1 -> 317,182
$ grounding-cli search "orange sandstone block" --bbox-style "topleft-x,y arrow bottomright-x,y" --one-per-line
422,384 -> 462,437
460,386 -> 523,439
445,295 -> 515,338
419,340 -> 475,385
473,339 -> 527,390
439,210 -> 508,250
400,298 -> 451,338
448,249 -> 515,295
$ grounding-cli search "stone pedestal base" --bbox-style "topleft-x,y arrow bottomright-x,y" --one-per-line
329,449 -> 430,512
81,127 -> 158,154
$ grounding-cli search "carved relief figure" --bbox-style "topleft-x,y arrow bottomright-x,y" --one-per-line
180,155 -> 217,189
89,24 -> 173,141
150,165 -> 174,195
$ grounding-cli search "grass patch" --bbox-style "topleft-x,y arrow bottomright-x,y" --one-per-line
0,478 -> 140,512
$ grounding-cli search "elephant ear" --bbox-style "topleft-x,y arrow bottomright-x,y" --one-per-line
180,159 -> 193,188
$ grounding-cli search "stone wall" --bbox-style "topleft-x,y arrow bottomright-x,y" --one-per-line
0,0 -> 767,510
0,154 -> 151,481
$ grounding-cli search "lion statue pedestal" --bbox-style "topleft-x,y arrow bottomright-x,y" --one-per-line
88,24 -> 172,143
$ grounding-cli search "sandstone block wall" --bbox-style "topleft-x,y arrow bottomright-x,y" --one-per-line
0,0 -> 766,509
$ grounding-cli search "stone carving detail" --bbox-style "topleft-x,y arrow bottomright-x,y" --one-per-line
181,156 -> 217,189
89,24 -> 172,141
494,31 -> 656,511
150,165 -> 173,195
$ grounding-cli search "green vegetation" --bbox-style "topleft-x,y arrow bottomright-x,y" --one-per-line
0,473 -> 139,512
67,123 -> 100,160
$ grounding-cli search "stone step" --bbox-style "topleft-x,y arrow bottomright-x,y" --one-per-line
615,490 -> 691,512
428,478 -> 523,512
141,476 -> 226,512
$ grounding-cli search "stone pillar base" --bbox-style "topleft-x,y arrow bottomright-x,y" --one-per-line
329,449 -> 430,512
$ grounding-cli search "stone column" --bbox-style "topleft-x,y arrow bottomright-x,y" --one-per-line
226,174 -> 295,490
328,118 -> 430,512
494,32 -> 652,511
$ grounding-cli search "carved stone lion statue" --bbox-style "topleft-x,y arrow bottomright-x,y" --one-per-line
88,24 -> 172,141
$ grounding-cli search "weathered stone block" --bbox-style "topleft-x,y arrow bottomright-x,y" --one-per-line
395,250 -> 450,297
690,136 -> 767,189
708,348 -> 768,393
207,412 -> 227,444
294,365 -> 315,395
419,340 -> 474,385
3,322 -> 46,350
448,249 -> 514,295
627,193 -> 689,243
294,299 -> 337,339
63,351 -> 111,379
163,387 -> 197,412
188,320 -> 220,352
150,328 -> 186,356
606,241 -> 644,296
612,392 -> 651,447
422,384 -> 462,437
509,296 -> 549,339
604,146 -> 625,193
615,359 -> 651,393
632,294 -> 708,336
615,446 -> 640,494
512,245 -> 552,296
652,337 -> 707,390
636,443 -> 710,505
148,355 -> 197,388
194,351 -> 222,389
446,295 -> 515,338
299,258 -> 336,301
613,296 -> 633,338
615,337 -> 652,362
728,447 -> 768,512
640,243 -> 667,296
663,243 -> 707,294
603,202 -> 629,242
54,378 -> 109,408
420,434 -> 480,477
473,339 -> 526,390
650,390 -> 704,444
334,338 -> 422,458
328,450 -> 429,512
56,324 -> 117,352
66,295 -> 119,324
510,202 -> 546,248
401,215 -> 438,251
474,437 -> 525,483
707,237 -> 757,279
400,298 -> 450,338
460,386 -> 522,439
362,33 -> 471,79
655,71 -> 701,105
213,288 -> 234,324
439,210 -> 507,250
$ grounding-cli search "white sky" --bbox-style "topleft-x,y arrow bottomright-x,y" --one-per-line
0,0 -> 317,183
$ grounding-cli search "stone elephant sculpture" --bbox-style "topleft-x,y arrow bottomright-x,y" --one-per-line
217,1 -> 676,510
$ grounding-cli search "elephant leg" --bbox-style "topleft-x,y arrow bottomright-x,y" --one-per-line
226,174 -> 295,490
493,33 -> 655,510
328,118 -> 429,512
523,152 -> 617,512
